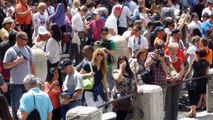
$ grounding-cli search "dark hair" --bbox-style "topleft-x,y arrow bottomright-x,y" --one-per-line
147,22 -> 154,28
163,19 -> 174,28
46,67 -> 62,87
50,23 -> 62,42
0,94 -> 12,120
118,0 -> 124,4
191,13 -> 198,19
201,38 -> 209,46
139,6 -> 144,12
136,49 -> 147,60
192,28 -> 202,37
133,25 -> 142,31
117,56 -> 134,78
9,32 -> 17,43
101,27 -> 108,32
195,48 -> 207,58
86,1 -> 95,8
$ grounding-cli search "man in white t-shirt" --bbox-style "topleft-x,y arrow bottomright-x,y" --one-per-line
113,0 -> 132,35
45,1 -> 55,16
186,36 -> 200,64
128,25 -> 148,58
105,6 -> 122,37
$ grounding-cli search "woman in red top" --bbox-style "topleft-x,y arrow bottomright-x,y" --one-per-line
44,67 -> 62,120
164,42 -> 185,120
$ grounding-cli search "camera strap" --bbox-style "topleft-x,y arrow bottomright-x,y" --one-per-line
133,36 -> 141,51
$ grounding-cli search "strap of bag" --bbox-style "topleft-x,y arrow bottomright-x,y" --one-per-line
88,62 -> 93,72
32,93 -> 36,108
12,45 -> 32,64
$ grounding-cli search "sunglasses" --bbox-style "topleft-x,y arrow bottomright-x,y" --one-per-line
21,38 -> 28,41
97,53 -> 103,56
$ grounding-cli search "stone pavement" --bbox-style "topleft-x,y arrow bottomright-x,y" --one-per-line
178,111 -> 213,120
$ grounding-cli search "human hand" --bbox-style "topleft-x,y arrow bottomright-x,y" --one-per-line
90,72 -> 95,76
60,98 -> 71,105
16,56 -> 25,64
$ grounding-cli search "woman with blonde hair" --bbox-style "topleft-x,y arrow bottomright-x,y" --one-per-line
80,48 -> 109,112
71,0 -> 80,16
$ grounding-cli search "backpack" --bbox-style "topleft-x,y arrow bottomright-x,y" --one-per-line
27,93 -> 41,120
12,45 -> 32,63
100,40 -> 115,64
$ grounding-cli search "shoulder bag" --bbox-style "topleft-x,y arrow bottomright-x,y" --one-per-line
83,62 -> 95,90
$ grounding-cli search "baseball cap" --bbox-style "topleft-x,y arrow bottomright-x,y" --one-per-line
38,26 -> 48,35
171,29 -> 180,35
113,6 -> 122,12
93,9 -> 101,15
59,58 -> 73,70
155,26 -> 164,32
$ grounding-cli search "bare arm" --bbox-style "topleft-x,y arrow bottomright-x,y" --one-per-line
16,7 -> 32,18
47,112 -> 52,120
3,56 -> 24,69
0,83 -> 8,93
108,29 -> 116,36
17,110 -> 27,120
31,62 -> 36,76
160,58 -> 170,74
71,89 -> 83,101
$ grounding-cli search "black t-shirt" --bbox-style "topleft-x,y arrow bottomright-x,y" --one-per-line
194,4 -> 205,20
0,74 -> 5,87
83,63 -> 103,86
0,41 -> 15,61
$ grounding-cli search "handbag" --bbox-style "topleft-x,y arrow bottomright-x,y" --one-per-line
182,80 -> 197,90
83,62 -> 95,90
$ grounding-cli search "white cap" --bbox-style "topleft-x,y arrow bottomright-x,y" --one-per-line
38,26 -> 48,35
2,17 -> 14,25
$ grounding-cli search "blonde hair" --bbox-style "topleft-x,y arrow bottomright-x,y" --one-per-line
38,2 -> 46,9
92,48 -> 108,80
168,42 -> 179,49
72,0 -> 80,9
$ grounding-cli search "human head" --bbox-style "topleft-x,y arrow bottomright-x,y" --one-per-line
0,94 -> 12,120
20,0 -> 28,4
138,0 -> 145,6
136,49 -> 148,62
164,19 -> 175,30
2,17 -> 14,30
200,38 -> 209,47
155,26 -> 165,39
49,23 -> 62,42
36,78 -> 45,91
132,25 -> 142,37
79,5 -> 88,16
23,74 -> 38,91
168,42 -> 179,56
195,48 -> 207,59
46,67 -> 59,82
101,27 -> 108,40
93,9 -> 101,21
202,13 -> 209,22
72,0 -> 80,9
0,0 -> 5,7
191,13 -> 199,22
171,29 -> 181,40
59,58 -> 74,75
192,35 -> 200,47
209,13 -> 213,23
16,32 -> 28,47
81,45 -> 94,60
113,6 -> 122,17
117,56 -> 133,77
38,2 -> 47,14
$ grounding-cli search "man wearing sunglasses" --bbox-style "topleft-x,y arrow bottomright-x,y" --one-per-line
3,31 -> 35,119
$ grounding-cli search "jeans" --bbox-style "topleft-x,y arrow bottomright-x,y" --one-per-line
107,68 -> 114,91
61,100 -> 82,120
164,84 -> 182,120
10,84 -> 26,119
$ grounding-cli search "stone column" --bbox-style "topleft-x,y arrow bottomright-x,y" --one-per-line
133,85 -> 164,120
207,69 -> 213,112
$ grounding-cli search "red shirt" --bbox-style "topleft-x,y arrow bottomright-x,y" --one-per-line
170,57 -> 183,73
88,20 -> 105,41
165,48 -> 185,63
15,2 -> 32,24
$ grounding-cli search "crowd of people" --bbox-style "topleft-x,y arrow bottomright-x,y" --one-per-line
0,0 -> 213,120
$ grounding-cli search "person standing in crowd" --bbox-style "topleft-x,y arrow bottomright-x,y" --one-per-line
170,29 -> 186,51
112,56 -> 142,120
76,45 -> 94,71
45,67 -> 62,120
194,0 -> 206,20
105,6 -> 122,37
49,0 -> 67,28
3,32 -> 35,119
87,9 -> 105,43
45,0 -> 55,16
80,48 -> 109,112
0,0 -> 6,30
71,0 -> 81,16
185,36 -> 200,65
115,0 -> 132,35
59,58 -> 83,120
32,26 -> 50,49
184,49 -> 209,118
17,74 -> 53,120
165,42 -> 185,120
0,93 -> 12,120
95,27 -> 116,91
15,0 -> 33,46
128,25 -> 149,58
0,17 -> 16,41
201,13 -> 213,37
32,2 -> 49,41
201,0 -> 213,17
153,26 -> 168,50
187,13 -> 202,35
71,5 -> 88,65
45,23 -> 62,69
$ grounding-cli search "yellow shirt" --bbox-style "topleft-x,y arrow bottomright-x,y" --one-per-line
0,28 -> 9,41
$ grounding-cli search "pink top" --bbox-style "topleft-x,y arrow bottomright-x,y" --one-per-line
88,20 -> 105,41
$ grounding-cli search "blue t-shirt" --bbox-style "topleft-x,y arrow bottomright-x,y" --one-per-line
19,87 -> 53,120
201,20 -> 212,37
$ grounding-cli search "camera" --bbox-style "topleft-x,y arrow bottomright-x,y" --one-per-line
156,49 -> 164,57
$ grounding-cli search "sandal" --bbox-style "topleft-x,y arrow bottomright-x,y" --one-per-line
186,112 -> 196,118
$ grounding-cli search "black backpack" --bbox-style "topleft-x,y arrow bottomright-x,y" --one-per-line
27,94 -> 41,120
100,40 -> 115,64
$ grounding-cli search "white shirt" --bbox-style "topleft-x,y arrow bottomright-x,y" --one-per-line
187,45 -> 198,64
113,4 -> 132,28
32,12 -> 49,41
45,6 -> 55,16
45,38 -> 62,64
105,14 -> 118,36
202,7 -> 213,17
128,35 -> 149,55
72,12 -> 84,32
128,0 -> 137,14
187,20 -> 202,32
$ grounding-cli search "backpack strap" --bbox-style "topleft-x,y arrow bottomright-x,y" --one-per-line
12,45 -> 32,64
